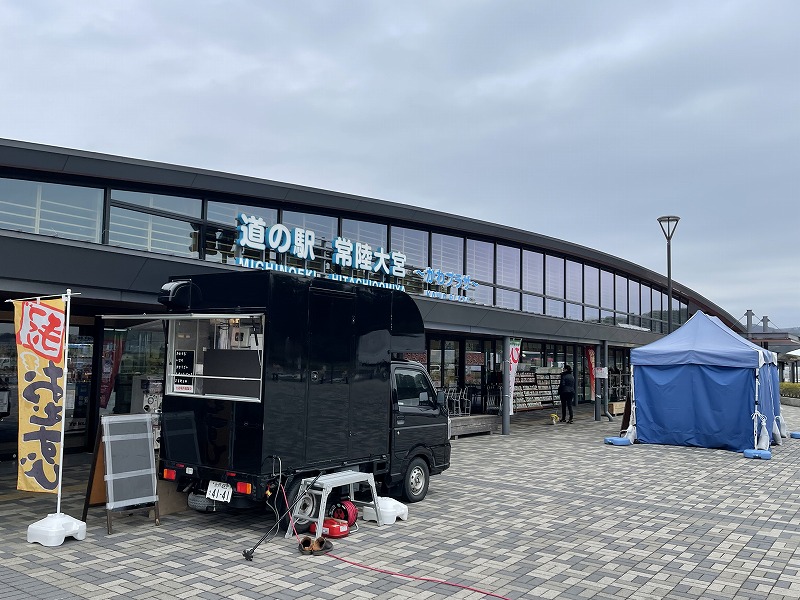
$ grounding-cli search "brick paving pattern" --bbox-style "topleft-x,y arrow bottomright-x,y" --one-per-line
2,403 -> 800,599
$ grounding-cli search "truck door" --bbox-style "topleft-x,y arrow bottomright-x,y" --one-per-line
391,365 -> 447,468
305,290 -> 354,465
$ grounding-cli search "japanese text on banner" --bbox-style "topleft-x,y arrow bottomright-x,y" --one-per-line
14,299 -> 66,493
508,338 -> 522,415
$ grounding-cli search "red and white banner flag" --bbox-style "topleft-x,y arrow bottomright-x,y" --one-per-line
14,299 -> 66,493
508,338 -> 522,415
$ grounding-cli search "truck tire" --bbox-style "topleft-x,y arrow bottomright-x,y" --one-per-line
279,477 -> 315,533
402,457 -> 429,503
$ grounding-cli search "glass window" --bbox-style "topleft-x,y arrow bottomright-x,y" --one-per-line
395,366 -> 436,409
651,289 -> 662,321
109,206 -> 199,258
615,275 -> 628,313
545,256 -> 565,300
566,303 -> 582,321
340,220 -> 389,281
431,233 -> 463,274
520,341 -> 543,370
496,245 -> 520,288
282,211 -> 336,273
651,289 -> 663,332
443,340 -> 460,389
523,294 -> 544,315
546,299 -> 565,318
0,177 -> 103,243
566,260 -> 582,302
342,219 -> 387,250
390,226 -> 428,294
429,339 -> 442,388
208,201 -> 277,228
584,265 -> 599,306
0,323 -> 19,458
204,226 -> 242,265
431,233 -> 463,294
464,340 -> 483,386
496,289 -> 520,310
628,281 -> 641,326
98,321 -> 165,420
640,284 -> 652,330
112,189 -> 201,218
600,270 -> 614,310
641,284 -> 652,317
282,211 -> 337,250
523,250 -> 544,294
167,315 -> 264,401
390,226 -> 428,268
628,281 -> 640,316
585,306 -> 600,323
467,239 -> 494,305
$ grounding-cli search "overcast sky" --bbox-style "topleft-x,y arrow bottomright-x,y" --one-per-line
2,1 -> 798,327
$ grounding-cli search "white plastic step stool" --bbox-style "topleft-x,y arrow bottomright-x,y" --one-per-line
285,470 -> 384,538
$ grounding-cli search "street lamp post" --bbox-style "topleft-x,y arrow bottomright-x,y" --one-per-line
657,216 -> 680,333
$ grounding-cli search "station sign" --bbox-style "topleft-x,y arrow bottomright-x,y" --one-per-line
234,213 -> 479,302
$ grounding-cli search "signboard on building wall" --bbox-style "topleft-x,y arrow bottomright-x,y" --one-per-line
233,213 -> 480,303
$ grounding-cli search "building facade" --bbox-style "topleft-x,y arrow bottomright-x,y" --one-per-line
0,139 -> 740,460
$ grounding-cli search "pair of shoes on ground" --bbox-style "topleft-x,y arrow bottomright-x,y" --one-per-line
560,418 -> 574,423
298,536 -> 333,556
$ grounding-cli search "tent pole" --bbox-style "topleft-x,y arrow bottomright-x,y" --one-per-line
753,368 -> 760,450
629,365 -> 636,430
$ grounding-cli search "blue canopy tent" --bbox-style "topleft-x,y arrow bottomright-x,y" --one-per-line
629,311 -> 782,452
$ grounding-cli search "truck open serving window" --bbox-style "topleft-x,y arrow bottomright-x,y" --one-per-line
167,314 -> 264,403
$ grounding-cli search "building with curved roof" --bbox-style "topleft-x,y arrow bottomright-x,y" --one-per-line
0,138 -> 739,455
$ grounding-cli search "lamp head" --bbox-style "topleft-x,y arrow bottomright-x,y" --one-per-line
657,215 -> 680,240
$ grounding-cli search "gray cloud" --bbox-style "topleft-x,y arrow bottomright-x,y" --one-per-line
1,0 -> 798,326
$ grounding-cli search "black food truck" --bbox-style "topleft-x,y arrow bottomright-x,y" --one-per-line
114,270 -> 450,527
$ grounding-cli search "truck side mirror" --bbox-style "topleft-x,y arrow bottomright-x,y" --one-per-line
436,390 -> 445,407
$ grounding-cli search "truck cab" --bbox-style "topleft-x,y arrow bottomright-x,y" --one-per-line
391,361 -> 449,501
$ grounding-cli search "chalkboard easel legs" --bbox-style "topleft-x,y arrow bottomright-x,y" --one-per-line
105,501 -> 161,535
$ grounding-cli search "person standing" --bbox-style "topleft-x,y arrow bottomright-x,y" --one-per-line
559,365 -> 575,423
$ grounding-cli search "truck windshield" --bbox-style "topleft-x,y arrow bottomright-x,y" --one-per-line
167,314 -> 264,403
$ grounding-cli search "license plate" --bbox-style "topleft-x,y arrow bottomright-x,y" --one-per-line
206,481 -> 232,503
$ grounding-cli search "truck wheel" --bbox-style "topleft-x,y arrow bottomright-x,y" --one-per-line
279,477 -> 315,533
402,457 -> 429,503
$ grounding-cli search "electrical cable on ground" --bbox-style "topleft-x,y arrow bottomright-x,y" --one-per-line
282,483 -> 509,600
242,463 -> 322,560
326,552 -> 511,600
248,470 -> 510,598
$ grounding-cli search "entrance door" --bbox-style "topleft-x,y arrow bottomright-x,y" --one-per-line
0,323 -> 18,462
306,290 -> 354,464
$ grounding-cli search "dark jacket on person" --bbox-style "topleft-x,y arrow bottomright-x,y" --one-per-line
559,372 -> 575,395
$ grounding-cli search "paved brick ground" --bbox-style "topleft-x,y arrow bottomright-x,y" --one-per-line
2,404 -> 800,599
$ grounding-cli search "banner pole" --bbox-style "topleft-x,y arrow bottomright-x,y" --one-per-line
55,289 -> 72,515
24,287 -> 87,546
